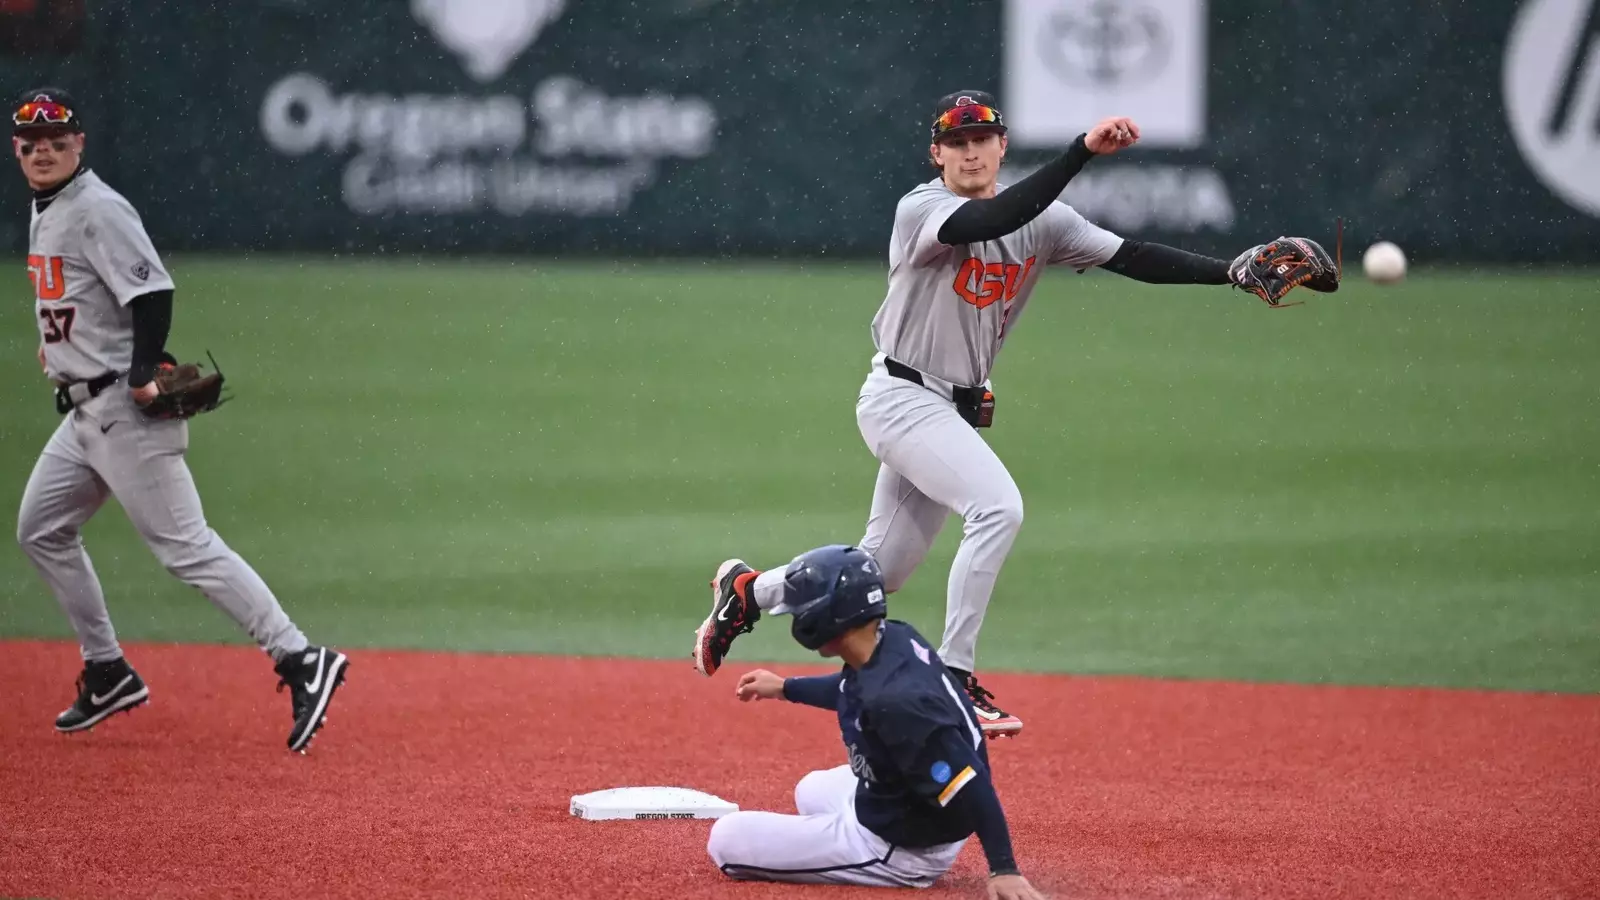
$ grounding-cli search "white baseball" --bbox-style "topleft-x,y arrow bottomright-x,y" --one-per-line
1362,241 -> 1407,284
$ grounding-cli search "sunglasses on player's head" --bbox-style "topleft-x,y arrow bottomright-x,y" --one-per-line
13,100 -> 75,128
932,103 -> 1003,137
17,137 -> 75,155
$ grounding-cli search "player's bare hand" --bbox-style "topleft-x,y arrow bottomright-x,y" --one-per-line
1084,116 -> 1139,154
735,669 -> 786,702
988,874 -> 1047,900
130,381 -> 159,406
37,344 -> 45,373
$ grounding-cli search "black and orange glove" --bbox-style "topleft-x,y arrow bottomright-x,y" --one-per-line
1227,237 -> 1340,307
139,351 -> 229,420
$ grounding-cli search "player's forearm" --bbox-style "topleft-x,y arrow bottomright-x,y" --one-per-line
782,674 -> 842,710
1100,240 -> 1232,284
948,769 -> 1020,876
127,289 -> 173,388
936,135 -> 1096,245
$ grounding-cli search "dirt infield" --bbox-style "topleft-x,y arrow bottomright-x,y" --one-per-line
1,639 -> 1595,900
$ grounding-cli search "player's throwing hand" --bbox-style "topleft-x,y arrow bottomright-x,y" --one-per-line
989,873 -> 1048,900
1084,116 -> 1139,154
735,669 -> 785,702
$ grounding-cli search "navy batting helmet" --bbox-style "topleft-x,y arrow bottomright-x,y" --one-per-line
770,545 -> 887,651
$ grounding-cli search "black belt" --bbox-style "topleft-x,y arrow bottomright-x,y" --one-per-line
55,371 -> 123,414
883,357 -> 990,407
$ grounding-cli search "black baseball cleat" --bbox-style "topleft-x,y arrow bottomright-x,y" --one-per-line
273,645 -> 349,753
956,670 -> 1023,738
55,656 -> 150,733
693,559 -> 759,677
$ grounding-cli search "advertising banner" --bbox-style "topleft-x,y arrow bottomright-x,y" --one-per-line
0,0 -> 1595,262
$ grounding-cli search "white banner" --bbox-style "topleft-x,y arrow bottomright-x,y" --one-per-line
1503,0 -> 1600,217
1003,0 -> 1207,149
257,1 -> 718,218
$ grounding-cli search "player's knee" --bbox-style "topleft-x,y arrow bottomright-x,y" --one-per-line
706,813 -> 742,869
969,493 -> 1024,536
879,561 -> 914,594
16,513 -> 70,556
151,533 -> 225,580
160,552 -> 214,582
793,768 -> 829,810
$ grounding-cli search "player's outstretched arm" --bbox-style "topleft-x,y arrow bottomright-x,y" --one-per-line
734,669 -> 841,710
1099,235 -> 1341,310
937,116 -> 1139,247
1099,240 -> 1235,285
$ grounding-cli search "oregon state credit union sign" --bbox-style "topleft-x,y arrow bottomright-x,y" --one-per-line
255,0 -> 718,218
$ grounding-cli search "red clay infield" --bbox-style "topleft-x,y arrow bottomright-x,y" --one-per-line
1,640 -> 1596,899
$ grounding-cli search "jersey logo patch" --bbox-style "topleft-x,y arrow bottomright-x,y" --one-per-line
910,640 -> 930,665
952,255 -> 1036,310
130,260 -> 150,282
930,760 -> 952,784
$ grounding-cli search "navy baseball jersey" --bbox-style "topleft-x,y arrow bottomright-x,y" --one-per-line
794,619 -> 994,848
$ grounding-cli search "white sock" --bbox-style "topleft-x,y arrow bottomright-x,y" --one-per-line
751,568 -> 788,611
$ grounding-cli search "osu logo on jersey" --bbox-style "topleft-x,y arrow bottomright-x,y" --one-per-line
27,254 -> 66,301
951,255 -> 1036,309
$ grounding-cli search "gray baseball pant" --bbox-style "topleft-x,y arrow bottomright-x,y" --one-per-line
16,383 -> 308,664
750,355 -> 1023,673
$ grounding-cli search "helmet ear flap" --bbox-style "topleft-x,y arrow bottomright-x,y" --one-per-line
790,615 -> 825,651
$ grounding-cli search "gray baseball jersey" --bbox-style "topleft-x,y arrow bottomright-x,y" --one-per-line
870,177 -> 1123,387
29,169 -> 174,383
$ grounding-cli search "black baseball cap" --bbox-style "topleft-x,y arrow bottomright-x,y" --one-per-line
12,86 -> 82,136
930,90 -> 1006,142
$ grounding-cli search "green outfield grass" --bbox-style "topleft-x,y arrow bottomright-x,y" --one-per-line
2,258 -> 1596,693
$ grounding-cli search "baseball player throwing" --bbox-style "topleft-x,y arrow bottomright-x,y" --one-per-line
694,91 -> 1338,735
12,87 -> 348,753
708,544 -> 1045,899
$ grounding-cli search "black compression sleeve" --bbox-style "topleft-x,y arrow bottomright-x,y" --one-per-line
936,135 -> 1096,245
1101,240 -> 1232,285
128,289 -> 173,388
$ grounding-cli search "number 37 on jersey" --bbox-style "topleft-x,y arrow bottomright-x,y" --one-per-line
29,253 -> 75,343
951,255 -> 1035,310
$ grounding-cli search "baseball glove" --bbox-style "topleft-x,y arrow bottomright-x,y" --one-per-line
1228,237 -> 1341,307
138,351 -> 229,420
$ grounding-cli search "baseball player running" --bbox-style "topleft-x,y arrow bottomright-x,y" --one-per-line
694,90 -> 1337,736
708,544 -> 1045,899
12,87 -> 349,753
